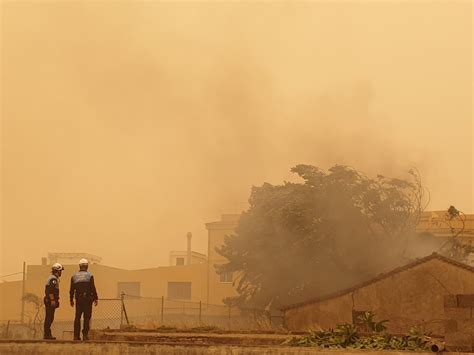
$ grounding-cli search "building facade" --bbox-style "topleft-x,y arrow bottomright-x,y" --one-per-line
282,253 -> 474,335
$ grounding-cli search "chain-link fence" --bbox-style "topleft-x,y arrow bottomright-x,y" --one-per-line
1,295 -> 284,339
51,298 -> 124,339
0,320 -> 40,339
1,298 -> 124,340
120,294 -> 284,331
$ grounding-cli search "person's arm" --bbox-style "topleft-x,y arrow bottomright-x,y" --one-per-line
69,276 -> 75,306
46,278 -> 57,307
90,275 -> 98,305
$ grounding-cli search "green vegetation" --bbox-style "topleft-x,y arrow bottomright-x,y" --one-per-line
283,313 -> 439,351
357,311 -> 389,332
282,324 -> 433,351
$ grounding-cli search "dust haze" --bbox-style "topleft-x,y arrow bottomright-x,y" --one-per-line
1,2 -> 472,277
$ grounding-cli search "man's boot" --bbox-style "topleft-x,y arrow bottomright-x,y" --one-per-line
43,333 -> 56,340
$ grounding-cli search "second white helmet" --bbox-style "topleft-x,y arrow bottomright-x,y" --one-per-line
79,258 -> 89,266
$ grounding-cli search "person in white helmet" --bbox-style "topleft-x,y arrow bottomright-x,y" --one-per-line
69,258 -> 98,341
43,263 -> 64,340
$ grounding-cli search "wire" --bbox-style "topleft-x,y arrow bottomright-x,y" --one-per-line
0,271 -> 23,279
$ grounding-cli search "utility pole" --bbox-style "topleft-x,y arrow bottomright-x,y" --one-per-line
20,261 -> 26,323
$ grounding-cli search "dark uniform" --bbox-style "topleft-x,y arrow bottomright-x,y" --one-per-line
69,271 -> 98,340
43,274 -> 60,338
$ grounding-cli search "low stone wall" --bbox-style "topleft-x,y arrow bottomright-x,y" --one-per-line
90,329 -> 289,346
0,341 -> 438,355
444,294 -> 474,351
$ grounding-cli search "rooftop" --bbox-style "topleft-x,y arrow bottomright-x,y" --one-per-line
280,253 -> 474,311
47,252 -> 102,264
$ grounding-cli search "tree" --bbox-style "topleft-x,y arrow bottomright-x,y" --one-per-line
22,293 -> 44,337
216,164 -> 429,310
437,205 -> 473,261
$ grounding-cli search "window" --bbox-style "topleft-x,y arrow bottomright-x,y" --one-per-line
117,282 -> 141,299
176,257 -> 185,266
219,271 -> 233,283
168,282 -> 191,299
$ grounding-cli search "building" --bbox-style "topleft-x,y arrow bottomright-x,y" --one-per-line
416,210 -> 474,240
416,211 -> 474,263
169,232 -> 207,266
0,215 -> 240,322
205,214 -> 240,305
281,253 -> 474,335
169,251 -> 207,266
0,260 -> 208,323
47,253 -> 102,266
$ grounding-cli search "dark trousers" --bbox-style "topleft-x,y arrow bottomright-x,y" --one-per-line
74,299 -> 93,339
43,301 -> 56,337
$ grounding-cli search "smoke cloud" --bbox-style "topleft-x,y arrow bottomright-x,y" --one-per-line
1,2 -> 472,276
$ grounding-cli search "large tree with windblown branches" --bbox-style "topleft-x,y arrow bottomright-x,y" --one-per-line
216,164 -> 430,310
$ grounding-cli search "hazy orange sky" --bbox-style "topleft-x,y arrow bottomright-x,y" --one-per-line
1,1 -> 472,278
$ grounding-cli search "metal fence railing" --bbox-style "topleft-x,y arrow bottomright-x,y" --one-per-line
120,294 -> 284,331
51,298 -> 124,339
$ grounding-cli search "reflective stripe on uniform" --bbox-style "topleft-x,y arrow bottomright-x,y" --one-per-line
72,271 -> 92,284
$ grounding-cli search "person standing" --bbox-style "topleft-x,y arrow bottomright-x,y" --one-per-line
43,263 -> 64,340
69,258 -> 98,341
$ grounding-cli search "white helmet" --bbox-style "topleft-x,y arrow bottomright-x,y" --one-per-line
79,258 -> 89,266
52,263 -> 64,271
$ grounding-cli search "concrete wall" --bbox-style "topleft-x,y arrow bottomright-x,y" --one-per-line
444,294 -> 474,351
284,258 -> 474,334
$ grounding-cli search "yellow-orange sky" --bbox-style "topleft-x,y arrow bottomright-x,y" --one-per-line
1,1 -> 472,277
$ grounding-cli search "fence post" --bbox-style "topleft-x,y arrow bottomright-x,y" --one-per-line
120,292 -> 130,326
5,320 -> 10,339
161,296 -> 164,323
20,261 -> 26,324
120,292 -> 124,328
228,304 -> 231,330
199,301 -> 202,324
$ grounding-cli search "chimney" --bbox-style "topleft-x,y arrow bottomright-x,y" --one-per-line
186,232 -> 192,265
